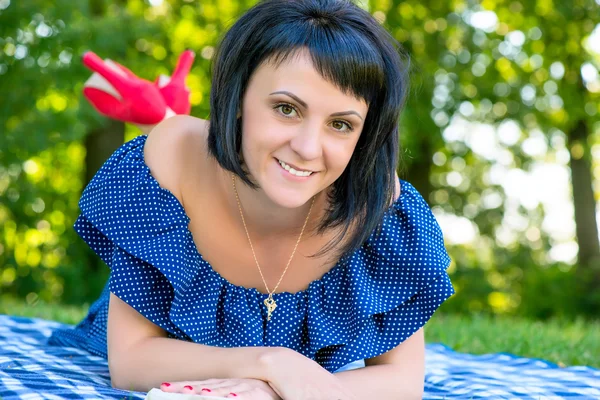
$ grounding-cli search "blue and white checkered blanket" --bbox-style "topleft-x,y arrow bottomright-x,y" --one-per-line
1,314 -> 598,399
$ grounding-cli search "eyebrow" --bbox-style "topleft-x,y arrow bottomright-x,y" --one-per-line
269,90 -> 364,121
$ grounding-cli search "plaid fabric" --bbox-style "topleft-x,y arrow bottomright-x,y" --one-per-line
1,314 -> 599,400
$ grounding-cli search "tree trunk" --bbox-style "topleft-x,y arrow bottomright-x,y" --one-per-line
83,120 -> 125,271
567,118 -> 600,314
567,119 -> 600,266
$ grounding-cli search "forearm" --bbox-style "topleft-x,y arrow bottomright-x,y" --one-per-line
110,336 -> 272,392
334,365 -> 423,400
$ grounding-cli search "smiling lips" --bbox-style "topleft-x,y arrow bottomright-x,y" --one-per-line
276,158 -> 315,177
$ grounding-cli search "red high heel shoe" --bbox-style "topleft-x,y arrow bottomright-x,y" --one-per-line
154,49 -> 195,115
82,50 -> 195,125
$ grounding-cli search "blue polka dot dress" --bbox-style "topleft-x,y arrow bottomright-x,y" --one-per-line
48,134 -> 455,373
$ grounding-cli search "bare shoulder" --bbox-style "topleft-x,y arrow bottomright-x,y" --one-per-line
144,115 -> 209,204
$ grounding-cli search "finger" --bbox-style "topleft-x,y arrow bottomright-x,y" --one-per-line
159,380 -> 220,393
82,51 -> 130,93
181,385 -> 224,396
171,49 -> 195,82
181,382 -> 242,397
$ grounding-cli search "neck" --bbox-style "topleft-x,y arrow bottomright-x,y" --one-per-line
224,171 -> 325,241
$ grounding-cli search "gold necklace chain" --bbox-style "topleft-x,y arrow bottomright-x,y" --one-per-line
231,173 -> 315,321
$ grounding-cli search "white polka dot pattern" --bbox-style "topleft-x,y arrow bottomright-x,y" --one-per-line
48,134 -> 455,373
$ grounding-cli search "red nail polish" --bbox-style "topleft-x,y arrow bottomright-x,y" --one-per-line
161,382 -> 171,387
183,385 -> 193,391
201,388 -> 212,392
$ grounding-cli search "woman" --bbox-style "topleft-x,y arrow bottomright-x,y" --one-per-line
49,0 -> 454,398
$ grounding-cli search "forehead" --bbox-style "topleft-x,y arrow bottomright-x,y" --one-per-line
247,49 -> 368,110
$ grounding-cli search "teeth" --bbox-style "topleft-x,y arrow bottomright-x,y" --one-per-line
278,159 -> 313,177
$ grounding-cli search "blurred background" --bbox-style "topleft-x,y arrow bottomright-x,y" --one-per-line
1,0 -> 599,322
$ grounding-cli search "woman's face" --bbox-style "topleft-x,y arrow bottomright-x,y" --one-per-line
240,49 -> 368,209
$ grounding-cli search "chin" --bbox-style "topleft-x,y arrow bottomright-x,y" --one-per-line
265,187 -> 315,209
256,157 -> 322,208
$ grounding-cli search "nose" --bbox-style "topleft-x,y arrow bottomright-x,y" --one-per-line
289,123 -> 322,161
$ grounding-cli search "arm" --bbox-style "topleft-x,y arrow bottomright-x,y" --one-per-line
333,328 -> 425,400
260,328 -> 424,400
109,117 -> 271,391
108,293 -> 273,392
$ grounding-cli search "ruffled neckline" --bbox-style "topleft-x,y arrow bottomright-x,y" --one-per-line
136,133 -> 404,299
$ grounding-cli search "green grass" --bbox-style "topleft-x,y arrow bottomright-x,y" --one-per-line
2,298 -> 599,369
424,313 -> 599,369
1,297 -> 90,326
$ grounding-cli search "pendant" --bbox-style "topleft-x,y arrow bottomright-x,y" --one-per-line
264,293 -> 277,321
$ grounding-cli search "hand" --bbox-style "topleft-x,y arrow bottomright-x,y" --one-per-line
154,49 -> 195,115
263,348 -> 358,400
82,51 -> 169,125
158,378 -> 282,399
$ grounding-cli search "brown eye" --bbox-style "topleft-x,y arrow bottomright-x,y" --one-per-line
331,120 -> 352,133
274,103 -> 298,118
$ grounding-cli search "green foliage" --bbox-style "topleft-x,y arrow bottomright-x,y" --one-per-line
442,245 -> 592,319
370,0 -> 600,318
0,0 -> 215,304
1,0 -> 599,320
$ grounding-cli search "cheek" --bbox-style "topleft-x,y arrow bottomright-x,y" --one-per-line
240,113 -> 265,153
243,112 -> 290,149
240,97 -> 268,143
240,116 -> 285,164
326,141 -> 358,173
